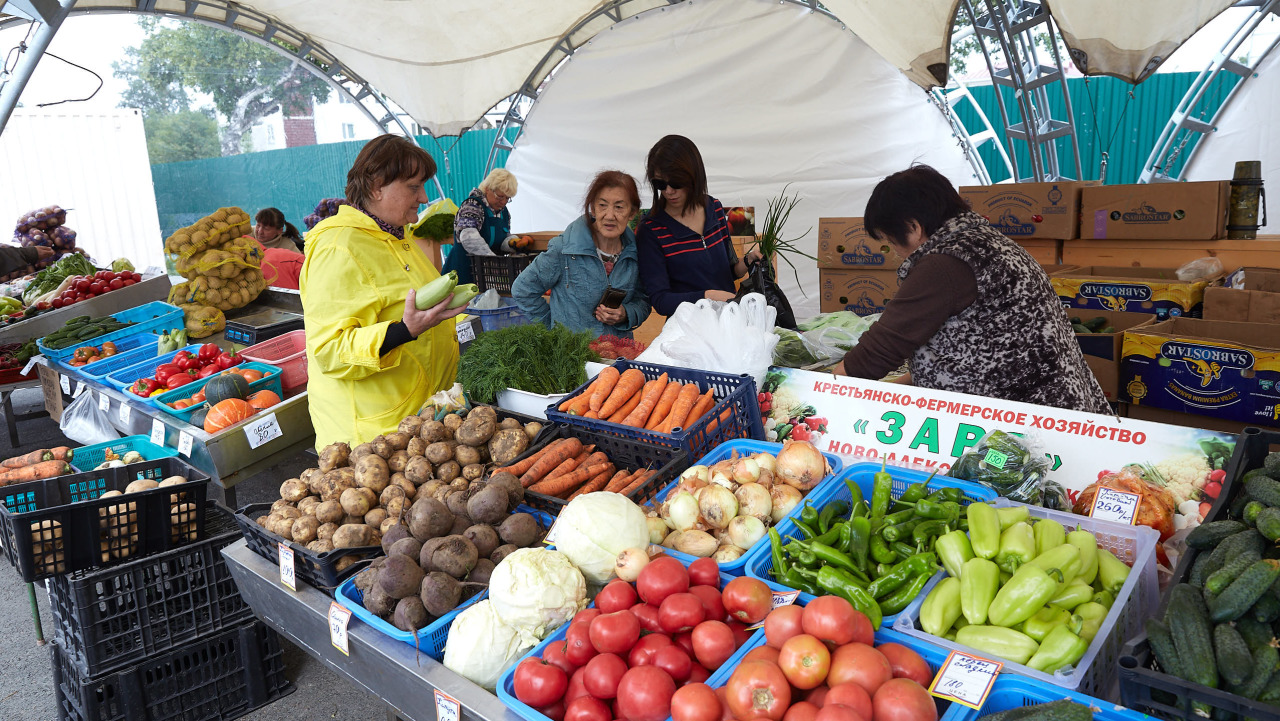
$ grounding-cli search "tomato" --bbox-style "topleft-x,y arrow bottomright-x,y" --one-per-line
715,687 -> 734,721
584,653 -> 628,700
566,667 -> 590,703
659,593 -> 706,634
687,558 -> 720,588
875,643 -> 934,687
724,660 -> 791,721
722,577 -> 772,624
566,619 -> 600,666
815,704 -> 867,721
803,685 -> 830,706
616,666 -> 676,721
543,639 -> 577,675
514,657 -> 570,707
825,683 -> 873,721
765,604 -> 805,649
872,678 -> 938,721
670,683 -> 721,721
123,279 -> 136,286
91,281 -> 105,294
743,645 -> 782,665
590,610 -> 641,655
687,663 -> 710,685
628,633 -> 672,667
653,645 -> 692,682
538,700 -> 566,721
565,696 -> 611,721
778,634 -> 831,690
51,298 -> 63,309
630,603 -> 663,634
784,701 -> 821,721
687,585 -> 726,622
131,272 -> 143,282
803,597 -> 871,647
574,609 -> 602,627
673,631 -> 695,658
75,279 -> 90,293
597,580 -> 639,614
828,644 -> 892,696
636,556 -> 690,606
727,620 -> 752,649
109,278 -> 124,290
690,620 -> 735,670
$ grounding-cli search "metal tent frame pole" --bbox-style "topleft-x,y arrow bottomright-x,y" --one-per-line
0,0 -> 74,131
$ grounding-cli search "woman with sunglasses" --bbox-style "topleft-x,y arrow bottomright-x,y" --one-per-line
443,168 -> 520,284
636,135 -> 762,317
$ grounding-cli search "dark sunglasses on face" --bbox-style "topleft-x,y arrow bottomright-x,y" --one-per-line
652,179 -> 683,192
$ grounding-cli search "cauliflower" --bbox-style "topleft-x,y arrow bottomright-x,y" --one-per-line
1154,453 -> 1212,506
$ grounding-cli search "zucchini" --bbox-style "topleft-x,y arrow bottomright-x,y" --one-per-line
1168,583 -> 1219,689
1212,559 -> 1280,623
1214,623 -> 1254,686
1259,507 -> 1280,542
1234,616 -> 1274,653
1188,520 -> 1249,549
1246,475 -> 1280,508
1206,550 -> 1263,595
1245,500 -> 1267,527
1255,593 -> 1280,623
1146,618 -> 1184,679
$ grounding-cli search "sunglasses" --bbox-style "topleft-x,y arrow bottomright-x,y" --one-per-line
652,179 -> 684,192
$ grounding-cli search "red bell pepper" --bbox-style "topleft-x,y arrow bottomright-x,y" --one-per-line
154,363 -> 181,384
173,351 -> 198,371
789,425 -> 812,442
197,364 -> 220,379
130,378 -> 161,398
166,373 -> 195,390
216,350 -> 242,369
197,343 -> 221,365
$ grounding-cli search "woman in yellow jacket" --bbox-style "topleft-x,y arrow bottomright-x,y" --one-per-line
301,135 -> 467,449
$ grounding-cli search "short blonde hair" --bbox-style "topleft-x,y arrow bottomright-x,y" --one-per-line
479,168 -> 518,198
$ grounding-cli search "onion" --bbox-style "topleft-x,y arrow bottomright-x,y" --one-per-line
732,457 -> 761,485
646,516 -> 670,544
756,467 -> 775,487
697,484 -> 738,530
615,547 -> 650,582
752,452 -> 777,474
735,483 -> 773,523
674,529 -> 717,557
713,545 -> 745,562
770,485 -> 803,523
664,491 -> 700,531
680,465 -> 710,484
662,530 -> 683,549
709,462 -> 737,490
727,516 -> 766,549
775,441 -> 829,491
673,476 -> 708,496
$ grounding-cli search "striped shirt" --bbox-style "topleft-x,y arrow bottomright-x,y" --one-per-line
636,196 -> 739,316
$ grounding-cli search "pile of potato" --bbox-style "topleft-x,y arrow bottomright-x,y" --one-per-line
163,207 -> 251,261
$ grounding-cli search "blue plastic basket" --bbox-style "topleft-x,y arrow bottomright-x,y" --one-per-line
101,344 -> 206,391
650,439 -> 845,575
149,362 -> 284,425
71,435 -> 180,473
37,302 -> 184,361
53,333 -> 159,381
467,302 -> 530,332
975,674 -> 1153,721
742,462 -> 997,627
545,359 -> 764,462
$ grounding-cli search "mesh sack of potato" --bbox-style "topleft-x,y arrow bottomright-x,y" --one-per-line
179,303 -> 225,339
168,281 -> 193,305
175,235 -> 265,279
163,207 -> 251,261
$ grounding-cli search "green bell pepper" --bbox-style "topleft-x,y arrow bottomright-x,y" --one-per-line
997,506 -> 1031,530
1034,519 -> 1067,557
921,576 -> 962,637
960,557 -> 1000,625
1026,623 -> 1089,673
967,502 -> 1001,560
1048,580 -> 1094,611
868,552 -> 937,599
870,460 -> 893,523
1096,548 -> 1131,597
880,570 -> 935,615
1026,543 -> 1081,591
1066,528 -> 1099,586
849,516 -> 871,571
995,522 -> 1036,574
1021,606 -> 1073,642
1074,601 -> 1108,643
817,566 -> 882,628
955,625 -> 1041,665
988,563 -> 1063,628
936,529 -> 974,580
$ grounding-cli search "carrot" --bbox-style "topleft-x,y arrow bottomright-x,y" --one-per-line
660,383 -> 701,433
624,374 -> 667,427
684,388 -> 717,426
603,469 -> 633,493
543,446 -> 596,484
520,437 -> 583,487
493,441 -> 558,477
703,406 -> 735,436
49,446 -> 73,462
620,469 -> 654,495
589,366 -> 620,413
608,383 -> 647,424
584,410 -> 599,419
599,369 -> 645,418
0,460 -> 69,486
530,462 -> 612,497
645,382 -> 684,430
2,449 -> 52,469
568,464 -> 616,500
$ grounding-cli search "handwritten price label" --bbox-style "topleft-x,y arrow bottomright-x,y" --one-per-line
1090,487 -> 1141,525
150,419 -> 166,447
929,651 -> 1001,709
278,542 -> 296,591
456,322 -> 476,344
748,590 -> 802,629
118,403 -> 131,424
244,412 -> 283,450
434,690 -> 461,721
59,375 -> 70,396
21,356 -> 41,376
178,431 -> 194,458
98,393 -> 110,412
543,519 -> 559,546
73,381 -> 86,398
329,601 -> 352,656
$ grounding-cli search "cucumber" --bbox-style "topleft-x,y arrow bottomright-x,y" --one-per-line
1258,507 -> 1280,542
1260,672 -> 1280,703
1235,616 -> 1274,652
1214,623 -> 1254,686
1191,551 -> 1225,588
1212,559 -> 1280,623
1146,618 -> 1184,679
976,700 -> 1091,721
1245,501 -> 1267,527
1255,593 -> 1280,623
1246,475 -> 1280,508
1188,520 -> 1249,549
1231,491 -> 1254,520
1168,583 -> 1219,689
1237,642 -> 1278,699
1206,550 -> 1263,595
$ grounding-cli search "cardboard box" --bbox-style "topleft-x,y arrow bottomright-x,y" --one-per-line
819,268 -> 898,316
1120,402 -> 1280,435
1068,309 -> 1157,401
1050,266 -> 1211,319
960,182 -> 1091,239
1041,264 -> 1080,275
1059,238 -> 1280,269
1079,181 -> 1230,240
1204,267 -> 1280,323
1017,239 -> 1061,265
817,218 -> 895,269
1121,317 -> 1280,425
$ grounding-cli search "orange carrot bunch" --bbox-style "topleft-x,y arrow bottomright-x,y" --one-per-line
491,436 -> 662,501
555,369 -> 718,434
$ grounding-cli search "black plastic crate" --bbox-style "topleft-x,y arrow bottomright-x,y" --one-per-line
0,458 -> 211,583
50,619 -> 293,721
233,503 -> 379,593
470,253 -> 537,295
511,423 -> 689,516
1120,631 -> 1280,721
495,407 -> 557,447
49,505 -> 252,677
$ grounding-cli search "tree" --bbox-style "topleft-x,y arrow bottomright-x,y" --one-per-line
143,110 -> 221,164
114,17 -> 331,155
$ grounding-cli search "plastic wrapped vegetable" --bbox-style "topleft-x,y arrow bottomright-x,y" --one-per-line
179,303 -> 225,339
947,430 -> 1050,504
110,258 -> 135,273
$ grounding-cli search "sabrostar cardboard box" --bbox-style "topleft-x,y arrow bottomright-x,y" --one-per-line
819,268 -> 898,316
1120,402 -> 1280,435
1040,264 -> 1080,275
1061,238 -> 1280,269
1079,181 -> 1230,240
960,182 -> 1091,239
1203,267 -> 1280,323
1050,266 -> 1212,319
817,218 -> 894,269
1016,239 -> 1061,265
1121,317 -> 1280,425
1066,308 -> 1156,401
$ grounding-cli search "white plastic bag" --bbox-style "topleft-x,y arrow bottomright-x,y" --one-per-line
470,288 -> 504,310
1176,257 -> 1224,282
59,391 -> 121,446
637,293 -> 779,386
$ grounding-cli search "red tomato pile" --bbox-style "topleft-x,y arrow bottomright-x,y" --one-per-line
713,599 -> 940,721
50,270 -> 143,309
512,558 -> 773,721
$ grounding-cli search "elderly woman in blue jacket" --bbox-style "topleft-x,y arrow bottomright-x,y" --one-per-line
512,170 -> 650,339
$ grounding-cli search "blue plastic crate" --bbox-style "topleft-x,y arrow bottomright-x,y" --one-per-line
545,359 -> 764,462
149,361 -> 284,426
649,439 -> 845,575
38,301 -> 184,361
742,462 -> 997,627
71,435 -> 180,473
467,302 -> 530,332
101,344 -> 206,391
975,675 -> 1153,721
53,333 -> 159,381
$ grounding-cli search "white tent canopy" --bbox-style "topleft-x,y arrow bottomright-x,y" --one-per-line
504,0 -> 978,320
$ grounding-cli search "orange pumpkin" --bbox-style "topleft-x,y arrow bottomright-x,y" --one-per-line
228,368 -> 265,383
204,398 -> 253,433
246,389 -> 281,410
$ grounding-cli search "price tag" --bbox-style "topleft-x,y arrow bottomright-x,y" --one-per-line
542,519 -> 559,546
178,431 -> 194,458
59,375 -> 70,396
982,449 -> 1008,469
1090,487 -> 1141,525
329,601 -> 352,656
118,403 -> 131,424
434,689 -> 461,721
748,590 -> 801,629
21,356 -> 41,376
929,651 -> 1001,709
278,542 -> 296,591
150,418 -> 166,447
98,393 -> 110,412
456,322 -> 476,344
244,412 -> 283,450
73,381 -> 86,398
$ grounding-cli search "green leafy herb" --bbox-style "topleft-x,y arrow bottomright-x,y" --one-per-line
457,322 -> 601,404
756,184 -> 816,293
23,253 -> 96,305
412,213 -> 456,241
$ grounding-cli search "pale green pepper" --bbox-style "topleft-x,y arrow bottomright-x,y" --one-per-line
1027,544 -> 1081,592
1034,519 -> 1066,557
997,505 -> 1031,530
921,576 -> 962,637
1074,601 -> 1109,643
1021,606 -> 1073,642
1026,622 -> 1089,673
1096,548 -> 1131,596
1091,590 -> 1114,609
1048,580 -> 1094,611
961,557 -> 1000,625
1066,528 -> 1099,586
966,503 -> 1001,560
936,529 -> 974,580
988,563 -> 1062,628
956,625 -> 1040,665
995,521 -> 1036,574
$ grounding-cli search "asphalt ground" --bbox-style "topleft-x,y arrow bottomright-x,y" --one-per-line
0,386 -> 388,721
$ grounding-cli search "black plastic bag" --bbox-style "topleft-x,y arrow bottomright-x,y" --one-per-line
736,259 -> 797,329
